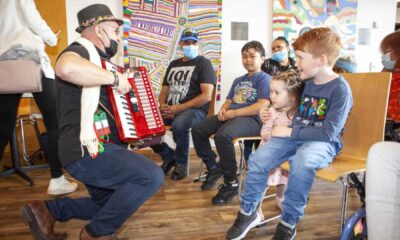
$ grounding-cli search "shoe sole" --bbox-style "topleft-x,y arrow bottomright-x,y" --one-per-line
228,213 -> 262,240
47,187 -> 78,196
20,206 -> 50,240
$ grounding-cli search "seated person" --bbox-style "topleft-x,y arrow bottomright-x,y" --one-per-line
226,27 -> 353,240
192,40 -> 271,205
151,27 -> 216,181
379,31 -> 400,140
244,36 -> 297,163
262,36 -> 297,76
333,56 -> 357,73
258,71 -> 303,210
366,141 -> 400,239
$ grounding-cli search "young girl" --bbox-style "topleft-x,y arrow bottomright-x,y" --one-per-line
259,71 -> 304,209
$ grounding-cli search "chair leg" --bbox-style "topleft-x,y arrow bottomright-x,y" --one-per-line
238,140 -> 246,200
237,140 -> 281,227
19,115 -> 45,165
0,129 -> 34,186
339,176 -> 350,234
186,146 -> 206,182
256,187 -> 281,226
1,118 -> 49,186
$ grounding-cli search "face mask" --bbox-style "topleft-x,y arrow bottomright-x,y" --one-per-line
100,29 -> 119,58
182,45 -> 199,59
381,52 -> 396,70
271,50 -> 288,62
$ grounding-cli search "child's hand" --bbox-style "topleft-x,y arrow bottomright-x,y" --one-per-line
217,109 -> 226,121
260,107 -> 271,124
222,109 -> 236,120
261,132 -> 271,141
271,126 -> 292,137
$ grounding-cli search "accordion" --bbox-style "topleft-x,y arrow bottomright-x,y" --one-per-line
101,60 -> 165,148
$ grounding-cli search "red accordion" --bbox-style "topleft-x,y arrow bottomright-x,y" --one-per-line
101,60 -> 165,148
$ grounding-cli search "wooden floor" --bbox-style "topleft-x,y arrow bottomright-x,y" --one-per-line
0,148 -> 362,240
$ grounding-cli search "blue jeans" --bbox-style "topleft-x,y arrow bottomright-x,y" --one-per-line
45,143 -> 164,236
240,137 -> 337,225
151,108 -> 206,166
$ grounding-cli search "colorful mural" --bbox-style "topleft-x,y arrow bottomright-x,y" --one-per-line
123,0 -> 222,99
272,0 -> 358,57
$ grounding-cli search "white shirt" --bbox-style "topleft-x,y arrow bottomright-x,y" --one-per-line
0,0 -> 57,79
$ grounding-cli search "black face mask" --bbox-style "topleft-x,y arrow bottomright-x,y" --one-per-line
100,29 -> 118,58
105,39 -> 118,58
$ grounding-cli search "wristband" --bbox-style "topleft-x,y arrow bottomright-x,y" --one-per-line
111,71 -> 119,87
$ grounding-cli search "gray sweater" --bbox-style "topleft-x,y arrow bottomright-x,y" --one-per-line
291,77 -> 353,151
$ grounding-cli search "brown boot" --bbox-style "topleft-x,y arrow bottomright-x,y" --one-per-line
79,226 -> 120,240
21,200 -> 67,240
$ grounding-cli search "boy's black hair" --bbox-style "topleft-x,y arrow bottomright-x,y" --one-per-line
241,40 -> 265,57
274,36 -> 290,47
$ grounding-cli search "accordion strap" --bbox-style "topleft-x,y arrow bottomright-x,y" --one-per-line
98,101 -> 115,122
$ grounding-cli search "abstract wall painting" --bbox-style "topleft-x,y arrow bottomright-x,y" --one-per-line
272,0 -> 358,57
123,0 -> 222,99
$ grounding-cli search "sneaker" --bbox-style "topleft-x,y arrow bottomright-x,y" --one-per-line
211,181 -> 238,205
160,159 -> 176,175
272,222 -> 296,240
47,175 -> 78,195
171,164 -> 187,181
201,167 -> 222,190
226,211 -> 261,240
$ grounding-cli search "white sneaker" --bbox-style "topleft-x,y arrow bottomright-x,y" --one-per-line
47,175 -> 78,195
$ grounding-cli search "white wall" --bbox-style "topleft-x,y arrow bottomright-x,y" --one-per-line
397,6 -> 400,22
218,0 -> 271,110
354,0 -> 397,72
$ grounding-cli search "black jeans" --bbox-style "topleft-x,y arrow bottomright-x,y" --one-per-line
0,76 -> 63,178
192,115 -> 262,182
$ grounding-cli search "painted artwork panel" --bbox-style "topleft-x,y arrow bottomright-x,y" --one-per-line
272,0 -> 358,57
123,0 -> 222,99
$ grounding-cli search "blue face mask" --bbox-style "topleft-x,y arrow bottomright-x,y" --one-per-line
271,50 -> 288,62
382,52 -> 396,70
182,45 -> 199,59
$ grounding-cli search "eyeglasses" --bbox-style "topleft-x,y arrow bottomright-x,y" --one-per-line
102,22 -> 120,35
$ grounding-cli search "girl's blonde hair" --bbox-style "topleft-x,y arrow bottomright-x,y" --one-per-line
272,71 -> 304,118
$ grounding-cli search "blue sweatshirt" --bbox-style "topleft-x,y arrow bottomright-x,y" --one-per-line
290,77 -> 353,151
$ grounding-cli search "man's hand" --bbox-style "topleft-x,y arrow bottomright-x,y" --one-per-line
160,105 -> 173,119
160,104 -> 169,118
260,106 -> 271,124
168,104 -> 183,117
160,104 -> 182,119
115,72 -> 131,95
271,126 -> 292,138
